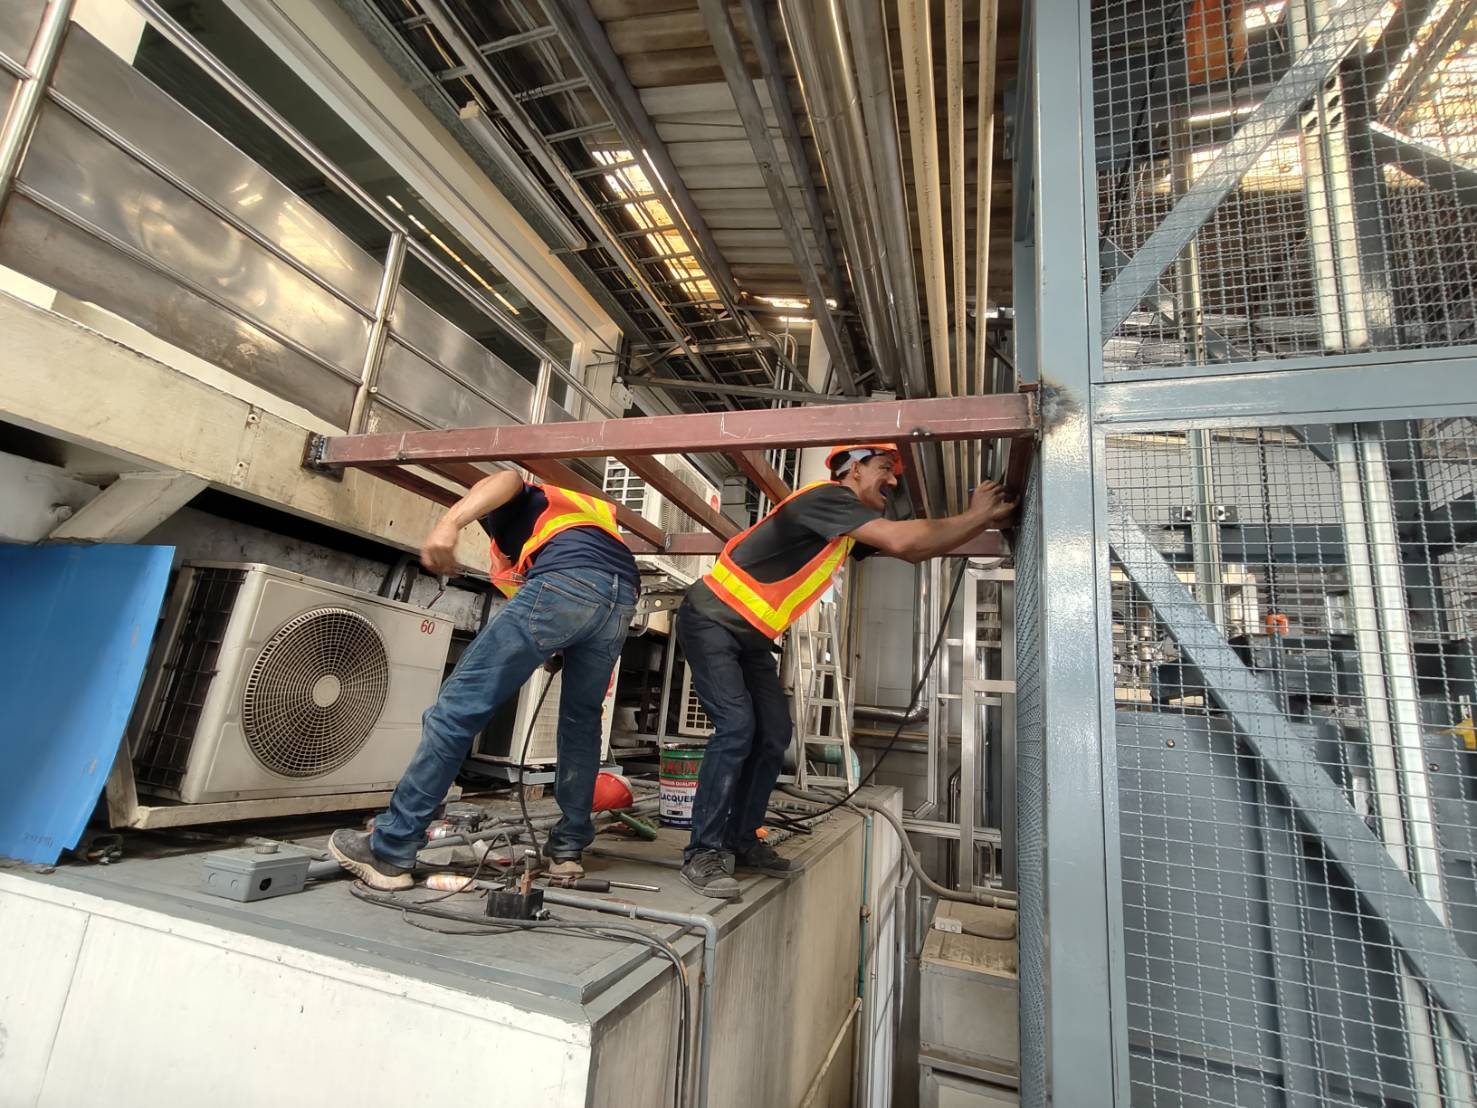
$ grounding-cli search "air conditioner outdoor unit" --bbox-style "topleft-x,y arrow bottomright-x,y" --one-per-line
128,562 -> 453,804
604,454 -> 722,585
469,663 -> 619,769
676,660 -> 714,738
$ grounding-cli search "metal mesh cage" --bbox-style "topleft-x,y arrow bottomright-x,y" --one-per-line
1093,0 -> 1477,373
1013,461 -> 1048,1108
1106,420 -> 1477,1105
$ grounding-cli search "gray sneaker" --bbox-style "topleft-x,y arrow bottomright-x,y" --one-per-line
329,829 -> 413,891
734,840 -> 799,879
681,849 -> 741,900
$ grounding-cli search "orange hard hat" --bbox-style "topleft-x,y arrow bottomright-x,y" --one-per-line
825,442 -> 905,474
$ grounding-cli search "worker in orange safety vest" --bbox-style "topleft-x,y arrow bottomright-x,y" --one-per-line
330,471 -> 640,890
676,443 -> 1016,898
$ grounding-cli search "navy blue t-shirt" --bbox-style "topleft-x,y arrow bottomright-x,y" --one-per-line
481,484 -> 640,591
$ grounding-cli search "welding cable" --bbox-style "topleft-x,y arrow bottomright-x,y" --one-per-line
348,883 -> 691,1107
774,558 -> 970,826
515,666 -> 559,855
770,559 -> 1020,908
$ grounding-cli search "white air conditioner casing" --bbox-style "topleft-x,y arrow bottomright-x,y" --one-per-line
604,454 -> 722,586
676,661 -> 714,738
472,664 -> 619,768
129,562 -> 453,804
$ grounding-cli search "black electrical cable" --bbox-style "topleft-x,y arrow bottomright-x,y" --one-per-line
414,826 -> 516,904
515,667 -> 559,857
349,883 -> 691,1107
781,558 -> 971,825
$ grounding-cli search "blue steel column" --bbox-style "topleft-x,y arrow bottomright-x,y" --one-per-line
1018,0 -> 1128,1103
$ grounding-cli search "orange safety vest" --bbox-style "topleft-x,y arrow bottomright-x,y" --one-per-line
704,481 -> 854,639
489,485 -> 623,598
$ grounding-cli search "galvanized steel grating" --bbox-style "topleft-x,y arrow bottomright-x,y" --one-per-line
1093,0 -> 1477,371
1107,421 -> 1477,1106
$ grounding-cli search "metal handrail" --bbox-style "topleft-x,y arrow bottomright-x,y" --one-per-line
123,0 -> 616,422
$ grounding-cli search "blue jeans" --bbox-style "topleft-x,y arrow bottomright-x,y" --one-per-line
676,601 -> 793,860
371,568 -> 637,867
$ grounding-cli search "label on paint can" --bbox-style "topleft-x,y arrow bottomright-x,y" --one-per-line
659,779 -> 698,828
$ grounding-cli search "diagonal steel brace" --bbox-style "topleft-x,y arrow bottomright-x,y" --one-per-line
1100,0 -> 1389,340
1107,497 -> 1477,1046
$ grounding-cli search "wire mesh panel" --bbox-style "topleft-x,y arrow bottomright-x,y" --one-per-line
1107,421 -> 1477,1106
1093,0 -> 1477,373
1013,462 -> 1048,1108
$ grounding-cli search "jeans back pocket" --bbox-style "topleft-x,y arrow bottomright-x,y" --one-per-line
529,580 -> 605,654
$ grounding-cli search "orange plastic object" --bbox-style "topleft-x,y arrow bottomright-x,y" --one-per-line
1185,0 -> 1247,85
592,770 -> 634,812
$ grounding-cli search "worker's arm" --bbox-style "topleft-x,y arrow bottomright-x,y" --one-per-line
848,481 -> 1016,564
420,469 -> 525,575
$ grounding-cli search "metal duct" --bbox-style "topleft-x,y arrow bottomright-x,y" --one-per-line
856,561 -> 931,724
781,0 -> 947,512
779,0 -> 898,386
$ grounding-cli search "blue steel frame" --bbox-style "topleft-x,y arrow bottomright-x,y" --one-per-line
1018,0 -> 1477,1103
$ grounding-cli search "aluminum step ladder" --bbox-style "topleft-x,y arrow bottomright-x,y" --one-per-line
790,599 -> 858,792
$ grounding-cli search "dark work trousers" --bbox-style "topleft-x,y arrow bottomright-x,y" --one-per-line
676,600 -> 793,860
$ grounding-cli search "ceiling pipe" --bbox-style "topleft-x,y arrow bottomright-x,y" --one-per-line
737,0 -> 852,301
414,0 -> 735,399
973,0 -> 1000,486
699,0 -> 862,395
946,0 -> 969,507
842,0 -> 931,404
783,0 -> 947,513
899,0 -> 958,512
778,0 -> 901,386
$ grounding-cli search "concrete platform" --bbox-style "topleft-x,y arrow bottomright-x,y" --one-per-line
0,788 -> 905,1108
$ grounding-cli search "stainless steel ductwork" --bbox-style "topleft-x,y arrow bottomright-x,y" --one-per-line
779,0 -> 946,513
856,562 -> 931,724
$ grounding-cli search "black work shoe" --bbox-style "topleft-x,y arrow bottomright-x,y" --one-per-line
734,840 -> 800,879
681,849 -> 741,900
329,829 -> 413,892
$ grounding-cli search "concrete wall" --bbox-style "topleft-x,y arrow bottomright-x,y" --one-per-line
0,294 -> 490,572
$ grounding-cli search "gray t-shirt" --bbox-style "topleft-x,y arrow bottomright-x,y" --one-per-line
685,483 -> 880,640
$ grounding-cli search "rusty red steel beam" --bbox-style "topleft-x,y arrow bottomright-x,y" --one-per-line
368,464 -> 464,509
423,460 -> 494,488
618,454 -> 739,540
1004,436 -> 1034,499
516,457 -> 665,549
735,450 -> 790,503
401,455 -> 666,550
359,455 -> 668,551
312,395 -> 1036,469
645,530 -> 1008,557
902,444 -> 930,517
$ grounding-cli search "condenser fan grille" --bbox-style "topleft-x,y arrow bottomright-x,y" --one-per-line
242,607 -> 390,777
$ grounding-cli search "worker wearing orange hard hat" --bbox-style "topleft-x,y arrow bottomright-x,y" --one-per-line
675,441 -> 1016,899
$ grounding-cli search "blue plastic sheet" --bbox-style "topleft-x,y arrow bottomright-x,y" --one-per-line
0,544 -> 173,863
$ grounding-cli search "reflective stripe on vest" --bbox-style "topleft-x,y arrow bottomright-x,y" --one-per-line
703,481 -> 854,638
489,486 -> 622,598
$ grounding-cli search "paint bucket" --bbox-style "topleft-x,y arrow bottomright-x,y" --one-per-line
659,745 -> 706,827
